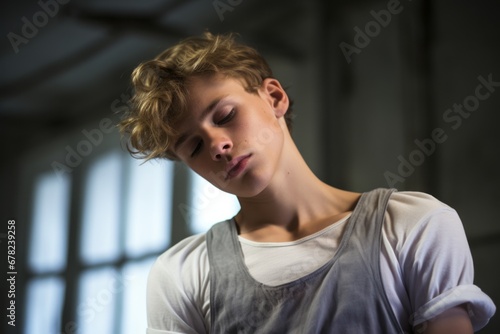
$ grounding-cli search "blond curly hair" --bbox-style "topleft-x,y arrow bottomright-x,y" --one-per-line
119,32 -> 293,160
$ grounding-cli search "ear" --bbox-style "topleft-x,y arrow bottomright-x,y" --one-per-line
259,78 -> 289,118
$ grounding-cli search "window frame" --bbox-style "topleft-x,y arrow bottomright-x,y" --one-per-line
16,121 -> 183,334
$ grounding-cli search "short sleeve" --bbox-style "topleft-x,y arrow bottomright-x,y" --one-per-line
395,195 -> 496,330
146,234 -> 210,334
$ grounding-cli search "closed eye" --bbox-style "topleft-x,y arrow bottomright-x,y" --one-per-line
216,109 -> 235,125
191,141 -> 202,157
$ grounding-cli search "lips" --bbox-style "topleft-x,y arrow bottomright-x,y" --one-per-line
225,154 -> 251,179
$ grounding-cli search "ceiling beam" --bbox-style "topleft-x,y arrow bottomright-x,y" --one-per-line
0,0 -> 196,98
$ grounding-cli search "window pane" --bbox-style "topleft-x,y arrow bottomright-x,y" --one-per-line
125,158 -> 173,256
81,151 -> 121,264
29,172 -> 70,272
77,267 -> 121,334
189,171 -> 240,234
24,276 -> 65,334
120,258 -> 156,334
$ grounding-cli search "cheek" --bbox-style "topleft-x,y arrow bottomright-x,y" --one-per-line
186,161 -> 208,179
255,125 -> 280,148
239,109 -> 282,147
249,116 -> 283,150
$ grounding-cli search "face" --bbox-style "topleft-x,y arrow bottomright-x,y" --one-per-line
173,74 -> 289,198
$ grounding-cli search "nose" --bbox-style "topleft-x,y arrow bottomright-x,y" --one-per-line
209,135 -> 232,161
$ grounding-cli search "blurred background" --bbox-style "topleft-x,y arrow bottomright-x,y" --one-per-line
1,0 -> 499,333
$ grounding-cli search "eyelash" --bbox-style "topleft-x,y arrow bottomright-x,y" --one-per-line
190,109 -> 235,157
191,141 -> 202,157
216,109 -> 235,125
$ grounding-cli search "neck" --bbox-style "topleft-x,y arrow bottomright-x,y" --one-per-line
235,130 -> 360,241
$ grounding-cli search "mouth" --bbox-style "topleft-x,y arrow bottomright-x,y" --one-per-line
225,154 -> 252,180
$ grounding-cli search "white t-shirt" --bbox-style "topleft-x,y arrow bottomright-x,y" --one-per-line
146,191 -> 496,333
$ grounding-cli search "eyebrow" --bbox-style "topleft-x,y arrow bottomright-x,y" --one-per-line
173,96 -> 228,152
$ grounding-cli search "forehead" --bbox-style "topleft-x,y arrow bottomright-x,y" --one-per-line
178,75 -> 249,129
186,74 -> 248,107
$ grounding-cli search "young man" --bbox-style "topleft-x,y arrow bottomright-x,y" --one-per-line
119,32 -> 495,333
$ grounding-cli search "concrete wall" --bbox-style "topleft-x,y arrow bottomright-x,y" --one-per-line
305,0 -> 500,331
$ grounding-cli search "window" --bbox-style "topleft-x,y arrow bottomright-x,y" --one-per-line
22,128 -> 239,334
75,151 -> 173,333
25,171 -> 70,334
80,151 -> 122,264
24,276 -> 66,334
29,172 -> 71,273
